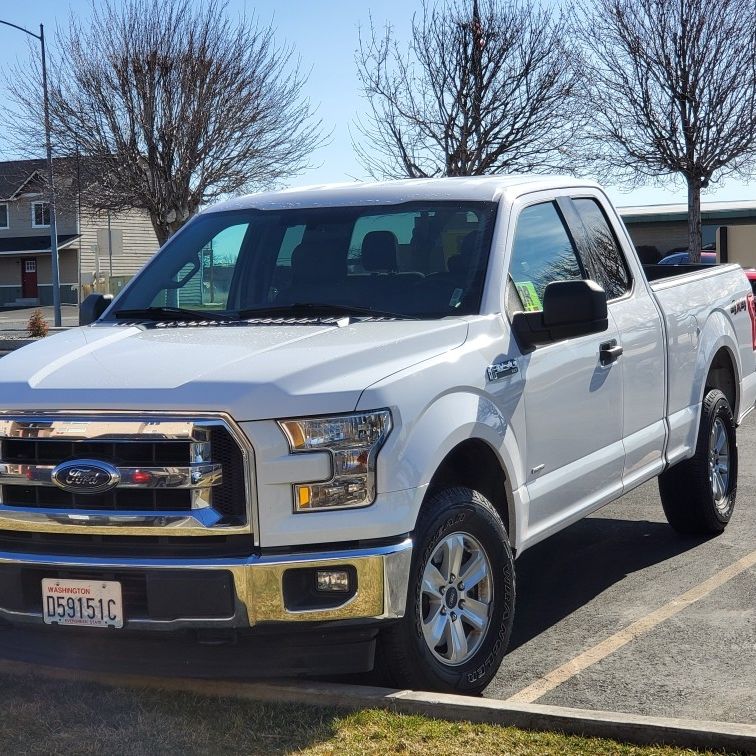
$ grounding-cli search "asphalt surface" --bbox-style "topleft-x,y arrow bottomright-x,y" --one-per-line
486,412 -> 756,724
0,412 -> 753,724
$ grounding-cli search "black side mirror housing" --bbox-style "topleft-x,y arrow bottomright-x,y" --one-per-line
511,279 -> 608,350
79,293 -> 113,325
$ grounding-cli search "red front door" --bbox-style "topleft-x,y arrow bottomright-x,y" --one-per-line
22,259 -> 38,298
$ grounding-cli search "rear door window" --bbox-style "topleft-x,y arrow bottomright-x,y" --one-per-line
572,198 -> 632,300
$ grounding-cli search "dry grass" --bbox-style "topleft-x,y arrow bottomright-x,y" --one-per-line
0,671 -> 729,756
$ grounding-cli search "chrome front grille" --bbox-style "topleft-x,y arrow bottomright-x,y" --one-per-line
0,415 -> 252,537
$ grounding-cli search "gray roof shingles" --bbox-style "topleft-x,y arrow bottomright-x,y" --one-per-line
0,159 -> 47,200
0,234 -> 79,254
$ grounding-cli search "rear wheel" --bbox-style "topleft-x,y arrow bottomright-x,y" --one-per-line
380,487 -> 514,694
658,388 -> 737,534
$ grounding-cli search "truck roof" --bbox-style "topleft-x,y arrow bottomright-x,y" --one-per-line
205,175 -> 601,213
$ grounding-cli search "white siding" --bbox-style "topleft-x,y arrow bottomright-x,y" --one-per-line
78,206 -> 160,283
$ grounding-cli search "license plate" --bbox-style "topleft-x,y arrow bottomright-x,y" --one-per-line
42,578 -> 123,628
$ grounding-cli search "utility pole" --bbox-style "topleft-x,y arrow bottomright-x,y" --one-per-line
75,145 -> 82,305
0,19 -> 62,326
107,210 -> 113,282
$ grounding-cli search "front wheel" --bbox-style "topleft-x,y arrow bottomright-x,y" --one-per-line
379,487 -> 515,694
658,388 -> 738,534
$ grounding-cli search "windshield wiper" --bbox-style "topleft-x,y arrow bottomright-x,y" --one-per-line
237,303 -> 419,320
114,307 -> 234,322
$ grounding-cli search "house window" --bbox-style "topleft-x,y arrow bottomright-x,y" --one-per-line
0,203 -> 8,229
24,260 -> 36,274
32,201 -> 50,228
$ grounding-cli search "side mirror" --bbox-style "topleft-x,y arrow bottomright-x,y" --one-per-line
512,279 -> 608,349
79,293 -> 113,325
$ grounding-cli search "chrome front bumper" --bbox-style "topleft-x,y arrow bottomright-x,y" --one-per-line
0,538 -> 413,630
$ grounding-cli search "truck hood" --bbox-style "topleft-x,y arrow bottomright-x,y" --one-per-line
0,320 -> 468,420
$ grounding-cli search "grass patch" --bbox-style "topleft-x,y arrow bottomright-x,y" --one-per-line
0,671 -> 730,755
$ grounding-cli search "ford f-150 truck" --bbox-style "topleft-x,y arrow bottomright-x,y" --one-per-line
0,176 -> 753,694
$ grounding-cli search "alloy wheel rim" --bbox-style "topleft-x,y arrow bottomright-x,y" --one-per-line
420,531 -> 493,667
709,417 -> 731,513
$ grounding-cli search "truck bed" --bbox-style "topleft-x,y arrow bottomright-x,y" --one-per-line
642,263 -> 715,282
645,262 -> 756,465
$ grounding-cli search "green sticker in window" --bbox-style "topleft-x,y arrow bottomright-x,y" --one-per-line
515,281 -> 542,312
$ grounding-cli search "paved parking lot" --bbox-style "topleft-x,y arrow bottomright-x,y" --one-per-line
487,413 -> 756,724
0,412 -> 753,725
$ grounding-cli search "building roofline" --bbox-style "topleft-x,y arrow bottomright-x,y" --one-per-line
619,198 -> 756,224
5,169 -> 45,201
0,233 -> 80,255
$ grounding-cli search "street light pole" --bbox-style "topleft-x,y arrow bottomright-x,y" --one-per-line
0,19 -> 62,327
38,24 -> 61,327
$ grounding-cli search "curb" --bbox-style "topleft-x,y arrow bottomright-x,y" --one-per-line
0,659 -> 753,753
0,339 -> 35,351
0,328 -> 70,352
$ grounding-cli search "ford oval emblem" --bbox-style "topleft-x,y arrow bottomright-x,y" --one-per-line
51,459 -> 121,494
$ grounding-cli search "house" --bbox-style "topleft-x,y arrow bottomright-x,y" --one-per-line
0,158 -> 160,307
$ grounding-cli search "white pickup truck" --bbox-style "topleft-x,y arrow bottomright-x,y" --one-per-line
0,176 -> 753,693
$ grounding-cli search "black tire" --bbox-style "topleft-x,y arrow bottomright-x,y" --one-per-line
658,388 -> 738,535
379,486 -> 515,694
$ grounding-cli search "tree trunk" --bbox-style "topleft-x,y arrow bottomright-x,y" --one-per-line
687,175 -> 703,264
150,216 -> 185,248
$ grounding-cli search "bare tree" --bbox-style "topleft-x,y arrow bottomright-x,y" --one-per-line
576,0 -> 756,262
6,0 -> 323,244
354,0 -> 583,179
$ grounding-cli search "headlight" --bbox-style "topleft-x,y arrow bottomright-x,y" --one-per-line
278,410 -> 392,512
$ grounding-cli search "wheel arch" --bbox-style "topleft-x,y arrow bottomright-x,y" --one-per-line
704,346 -> 738,416
376,390 -> 524,550
695,308 -> 742,419
422,437 -> 516,550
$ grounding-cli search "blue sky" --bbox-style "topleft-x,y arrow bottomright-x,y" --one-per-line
1,0 -> 754,209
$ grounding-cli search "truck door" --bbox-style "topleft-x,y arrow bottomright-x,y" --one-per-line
505,198 -> 625,542
568,195 -> 667,489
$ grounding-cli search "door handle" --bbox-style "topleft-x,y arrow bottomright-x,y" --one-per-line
600,340 -> 623,365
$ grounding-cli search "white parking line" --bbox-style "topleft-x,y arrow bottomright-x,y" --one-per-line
505,549 -> 756,705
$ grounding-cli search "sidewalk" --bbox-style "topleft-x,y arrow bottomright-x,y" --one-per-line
0,304 -> 79,333
0,305 -> 77,351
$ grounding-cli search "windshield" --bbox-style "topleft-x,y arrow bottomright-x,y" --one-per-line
106,201 -> 498,321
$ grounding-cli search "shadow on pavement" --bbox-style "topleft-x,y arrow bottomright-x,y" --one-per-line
508,516 -> 709,651
0,621 -> 376,680
0,515 -> 709,685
